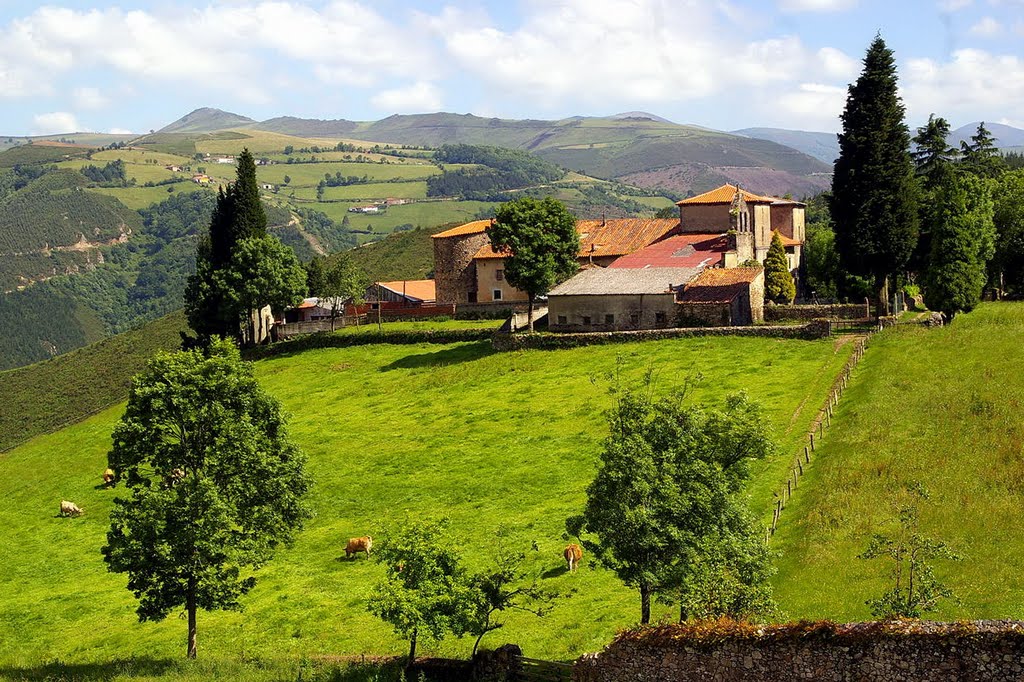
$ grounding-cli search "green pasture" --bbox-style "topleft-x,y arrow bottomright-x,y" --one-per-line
90,183 -> 210,210
0,333 -> 848,675
772,303 -> 1024,623
258,162 -> 440,187
312,200 -> 498,238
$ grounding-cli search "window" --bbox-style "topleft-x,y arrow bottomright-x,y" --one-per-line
557,315 -> 567,325
495,269 -> 504,281
655,311 -> 667,324
605,314 -> 615,325
630,312 -> 640,325
468,292 -> 477,303
582,316 -> 592,325
492,289 -> 503,301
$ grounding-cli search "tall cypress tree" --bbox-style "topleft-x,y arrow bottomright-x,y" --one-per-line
911,114 -> 957,272
186,148 -> 271,339
764,231 -> 796,304
830,35 -> 919,316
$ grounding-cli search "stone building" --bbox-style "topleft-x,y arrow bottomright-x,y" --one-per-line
547,268 -> 696,332
431,220 -> 491,304
676,267 -> 765,326
678,184 -> 805,271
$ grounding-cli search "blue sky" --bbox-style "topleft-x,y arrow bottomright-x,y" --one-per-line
0,0 -> 1021,136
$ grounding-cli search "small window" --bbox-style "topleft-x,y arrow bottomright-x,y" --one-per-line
557,315 -> 567,325
582,316 -> 592,325
495,269 -> 504,281
468,292 -> 477,303
605,313 -> 615,324
630,312 -> 640,325
370,302 -> 380,310
492,289 -> 503,301
655,311 -> 667,324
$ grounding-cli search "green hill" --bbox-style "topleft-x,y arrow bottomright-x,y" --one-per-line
344,226 -> 435,281
773,303 -> 1024,621
0,330 -> 851,675
0,310 -> 187,452
158,107 -> 256,134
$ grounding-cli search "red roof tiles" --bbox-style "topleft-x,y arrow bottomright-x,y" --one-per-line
473,218 -> 680,260
608,233 -> 730,269
678,267 -> 763,304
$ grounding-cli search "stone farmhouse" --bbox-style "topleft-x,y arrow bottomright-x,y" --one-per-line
431,184 -> 802,330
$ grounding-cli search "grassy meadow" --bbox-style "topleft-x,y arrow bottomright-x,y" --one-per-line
772,303 -> 1024,622
0,333 -> 850,676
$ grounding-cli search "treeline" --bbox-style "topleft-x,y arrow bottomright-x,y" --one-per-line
426,144 -> 566,199
80,160 -> 128,186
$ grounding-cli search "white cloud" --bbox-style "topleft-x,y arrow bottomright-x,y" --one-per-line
939,0 -> 972,10
779,0 -> 857,11
73,86 -> 108,110
903,49 -> 1024,124
818,47 -> 860,79
969,16 -> 1003,36
0,2 -> 436,103
774,83 -> 847,130
108,127 -> 133,135
32,111 -> 82,135
370,81 -> 442,112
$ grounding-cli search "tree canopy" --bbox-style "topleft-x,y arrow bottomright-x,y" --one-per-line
566,375 -> 776,624
102,339 -> 312,658
489,197 -> 579,330
830,35 -> 919,315
960,122 -> 1006,180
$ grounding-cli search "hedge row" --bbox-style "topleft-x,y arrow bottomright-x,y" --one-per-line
492,323 -> 823,351
245,328 -> 495,359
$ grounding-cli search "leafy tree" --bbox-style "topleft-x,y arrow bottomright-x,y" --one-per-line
467,529 -> 560,656
307,255 -> 370,329
830,35 -> 919,316
283,174 -> 291,185
102,339 -> 312,658
367,518 -> 476,662
960,122 -> 1006,180
305,255 -> 328,296
489,197 -> 579,330
283,145 -> 294,155
764,232 -> 796,304
566,372 -> 776,624
859,482 -> 959,619
923,171 -> 995,318
215,235 -> 307,344
991,170 -> 1024,296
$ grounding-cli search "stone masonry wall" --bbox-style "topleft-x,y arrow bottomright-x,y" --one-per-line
572,620 -> 1024,682
765,302 -> 870,322
433,232 -> 489,304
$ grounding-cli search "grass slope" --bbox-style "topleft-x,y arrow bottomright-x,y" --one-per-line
773,303 -> 1024,622
344,227 -> 435,281
0,311 -> 187,452
0,334 -> 849,672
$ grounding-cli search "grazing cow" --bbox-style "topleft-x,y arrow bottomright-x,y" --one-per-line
564,543 -> 583,572
102,468 -> 116,487
60,500 -> 83,517
345,536 -> 373,559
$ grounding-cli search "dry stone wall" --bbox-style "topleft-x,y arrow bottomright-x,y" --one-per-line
765,302 -> 870,321
572,620 -> 1024,682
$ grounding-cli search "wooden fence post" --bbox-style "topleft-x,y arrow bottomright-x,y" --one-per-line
804,445 -> 810,463
810,433 -> 815,452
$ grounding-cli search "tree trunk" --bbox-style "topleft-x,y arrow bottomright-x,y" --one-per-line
408,627 -> 418,664
640,582 -> 651,625
874,274 -> 889,318
527,294 -> 535,332
187,577 -> 198,659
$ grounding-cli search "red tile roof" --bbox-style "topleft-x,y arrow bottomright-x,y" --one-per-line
678,267 -> 763,304
377,279 -> 436,302
432,220 -> 492,238
776,233 -> 802,247
473,218 -> 680,260
676,184 -> 805,207
608,233 -> 730,269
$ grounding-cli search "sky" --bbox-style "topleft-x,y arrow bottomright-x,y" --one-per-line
0,0 -> 1022,137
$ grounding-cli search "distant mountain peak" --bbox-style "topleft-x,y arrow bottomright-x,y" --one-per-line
158,107 -> 256,134
610,111 -> 674,124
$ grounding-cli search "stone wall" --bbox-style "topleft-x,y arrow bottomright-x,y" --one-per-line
572,620 -> 1024,682
493,320 -> 829,351
765,302 -> 870,322
433,232 -> 489,304
548,293 -> 678,332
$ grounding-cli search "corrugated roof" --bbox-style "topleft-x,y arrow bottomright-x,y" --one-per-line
432,219 -> 492,238
548,267 -> 699,296
376,279 -> 436,302
678,267 -> 762,304
608,233 -> 730,269
473,218 -> 680,260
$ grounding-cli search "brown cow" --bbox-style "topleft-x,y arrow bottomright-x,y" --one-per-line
60,500 -> 83,517
345,536 -> 373,559
102,468 -> 116,487
564,543 -> 583,572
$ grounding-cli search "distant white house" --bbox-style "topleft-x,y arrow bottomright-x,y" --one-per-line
260,183 -> 275,190
348,205 -> 380,214
215,156 -> 235,164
